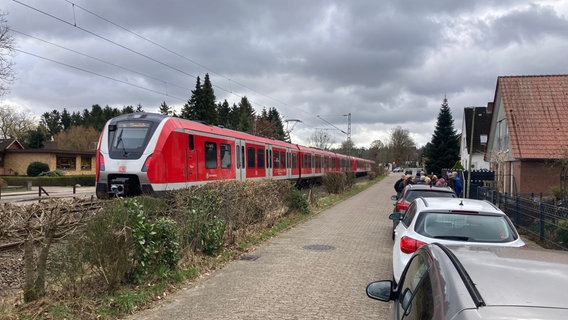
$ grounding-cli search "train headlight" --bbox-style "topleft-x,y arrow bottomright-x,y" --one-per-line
142,154 -> 153,172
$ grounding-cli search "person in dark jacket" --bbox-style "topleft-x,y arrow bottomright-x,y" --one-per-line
394,174 -> 405,199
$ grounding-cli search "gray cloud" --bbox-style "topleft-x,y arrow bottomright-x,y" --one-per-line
3,0 -> 568,149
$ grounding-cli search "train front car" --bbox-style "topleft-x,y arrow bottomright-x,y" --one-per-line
96,113 -> 167,198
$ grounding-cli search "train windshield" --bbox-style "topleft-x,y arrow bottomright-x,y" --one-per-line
109,121 -> 152,158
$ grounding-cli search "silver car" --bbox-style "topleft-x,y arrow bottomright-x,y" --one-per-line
367,243 -> 568,319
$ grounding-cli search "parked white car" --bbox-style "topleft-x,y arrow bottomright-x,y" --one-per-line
390,197 -> 526,283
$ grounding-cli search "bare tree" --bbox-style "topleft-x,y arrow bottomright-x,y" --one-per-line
0,11 -> 15,97
388,127 -> 416,167
308,129 -> 334,150
54,125 -> 100,151
0,105 -> 37,140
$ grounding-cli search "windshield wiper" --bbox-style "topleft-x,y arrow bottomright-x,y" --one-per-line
115,130 -> 129,157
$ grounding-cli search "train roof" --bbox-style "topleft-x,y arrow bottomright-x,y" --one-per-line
109,112 -> 372,162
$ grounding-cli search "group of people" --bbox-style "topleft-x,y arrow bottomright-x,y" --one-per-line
394,170 -> 463,198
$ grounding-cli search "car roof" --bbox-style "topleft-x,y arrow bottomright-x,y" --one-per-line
414,197 -> 502,214
432,244 -> 568,311
404,184 -> 453,192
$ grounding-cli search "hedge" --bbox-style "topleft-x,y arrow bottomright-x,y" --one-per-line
1,175 -> 96,187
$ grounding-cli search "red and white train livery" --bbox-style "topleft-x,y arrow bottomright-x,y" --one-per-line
96,112 -> 374,198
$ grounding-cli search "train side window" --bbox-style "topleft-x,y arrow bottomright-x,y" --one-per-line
257,149 -> 265,169
287,152 -> 291,169
205,142 -> 217,169
292,153 -> 298,169
280,151 -> 286,168
273,150 -> 279,168
188,134 -> 194,150
220,144 -> 232,169
247,147 -> 255,168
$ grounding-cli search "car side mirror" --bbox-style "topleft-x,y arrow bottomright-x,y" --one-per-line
389,213 -> 402,221
366,280 -> 394,302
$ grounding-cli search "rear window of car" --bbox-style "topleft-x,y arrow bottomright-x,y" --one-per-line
404,190 -> 456,202
414,212 -> 516,243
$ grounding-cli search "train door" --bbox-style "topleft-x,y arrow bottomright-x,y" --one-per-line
286,148 -> 292,178
236,139 -> 246,181
186,134 -> 197,182
266,145 -> 273,178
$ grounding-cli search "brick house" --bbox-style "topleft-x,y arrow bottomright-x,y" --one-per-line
485,75 -> 568,196
0,139 -> 95,176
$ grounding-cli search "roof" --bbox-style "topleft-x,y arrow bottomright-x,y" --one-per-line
0,139 -> 24,152
447,245 -> 568,309
418,197 -> 501,213
496,75 -> 568,159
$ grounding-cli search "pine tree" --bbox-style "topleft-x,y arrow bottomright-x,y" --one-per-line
159,101 -> 172,116
201,73 -> 218,124
237,96 -> 255,133
180,76 -> 202,120
424,97 -> 460,176
218,100 -> 231,127
268,107 -> 286,141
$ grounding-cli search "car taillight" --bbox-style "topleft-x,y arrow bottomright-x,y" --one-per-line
400,236 -> 427,254
396,201 -> 410,211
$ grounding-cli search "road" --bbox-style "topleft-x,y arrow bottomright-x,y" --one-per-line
125,174 -> 399,320
0,185 -> 97,204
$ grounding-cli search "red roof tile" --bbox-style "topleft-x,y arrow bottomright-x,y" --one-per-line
498,75 -> 568,159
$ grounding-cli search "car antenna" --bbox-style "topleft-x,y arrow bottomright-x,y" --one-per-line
459,200 -> 464,206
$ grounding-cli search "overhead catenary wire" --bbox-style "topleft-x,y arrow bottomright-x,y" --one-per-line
10,0 -> 345,136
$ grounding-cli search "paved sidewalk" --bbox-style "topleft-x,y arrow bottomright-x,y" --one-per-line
126,174 -> 399,320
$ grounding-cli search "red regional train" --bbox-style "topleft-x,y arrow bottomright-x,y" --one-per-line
95,112 -> 375,198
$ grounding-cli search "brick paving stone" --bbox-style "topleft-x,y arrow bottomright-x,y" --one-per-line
127,174 -> 401,320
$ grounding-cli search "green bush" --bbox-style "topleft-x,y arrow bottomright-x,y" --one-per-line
285,187 -> 310,214
27,161 -> 50,177
1,175 -> 96,186
38,170 -> 65,177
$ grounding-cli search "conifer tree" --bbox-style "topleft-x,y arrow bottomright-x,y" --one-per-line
201,73 -> 218,124
159,101 -> 173,116
268,107 -> 286,141
180,76 -> 202,120
217,99 -> 231,127
424,97 -> 460,176
237,96 -> 255,132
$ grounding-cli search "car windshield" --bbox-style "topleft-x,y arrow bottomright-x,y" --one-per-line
404,191 -> 455,202
415,212 -> 516,243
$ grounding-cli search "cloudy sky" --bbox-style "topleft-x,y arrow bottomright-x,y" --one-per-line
2,0 -> 568,148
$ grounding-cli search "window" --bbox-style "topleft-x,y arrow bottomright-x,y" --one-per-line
402,203 -> 417,227
292,153 -> 298,169
111,121 -> 150,150
220,144 -> 231,169
397,254 -> 433,319
257,148 -> 265,169
81,156 -> 92,170
247,147 -> 256,168
280,151 -> 286,169
205,142 -> 217,169
56,156 -> 76,170
273,150 -> 280,168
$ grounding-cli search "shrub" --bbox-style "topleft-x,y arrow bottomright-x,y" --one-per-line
285,187 -> 310,214
27,162 -> 50,177
322,172 -> 346,194
38,170 -> 65,177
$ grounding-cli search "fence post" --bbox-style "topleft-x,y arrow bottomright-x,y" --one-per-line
515,194 -> 520,226
540,201 -> 545,241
